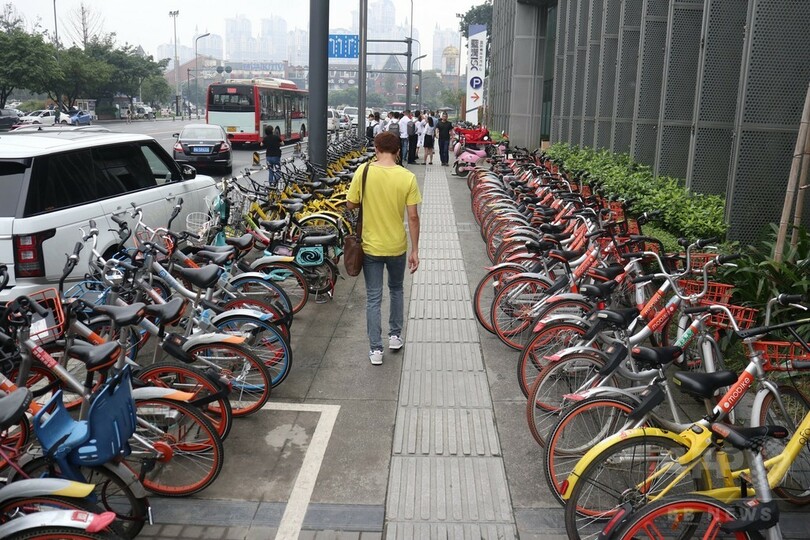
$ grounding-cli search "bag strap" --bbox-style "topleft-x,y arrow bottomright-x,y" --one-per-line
357,163 -> 369,238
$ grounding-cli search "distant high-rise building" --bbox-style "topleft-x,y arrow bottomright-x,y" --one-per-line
226,15 -> 256,61
157,42 -> 194,71
433,26 -> 459,73
195,32 -> 224,61
261,16 -> 288,62
287,28 -> 309,66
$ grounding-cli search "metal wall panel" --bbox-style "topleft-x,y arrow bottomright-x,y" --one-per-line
727,0 -> 810,243
595,0 -> 620,149
581,0 -> 604,148
655,1 -> 704,178
610,0 -> 643,153
686,0 -> 747,195
569,0 -> 590,144
550,0 -> 568,141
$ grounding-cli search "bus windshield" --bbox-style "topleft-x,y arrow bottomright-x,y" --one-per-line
208,85 -> 255,113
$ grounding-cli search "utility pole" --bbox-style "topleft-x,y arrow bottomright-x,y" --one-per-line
308,0 -> 329,170
169,10 -> 180,117
195,32 -> 210,119
358,0 -> 368,139
53,0 -> 61,122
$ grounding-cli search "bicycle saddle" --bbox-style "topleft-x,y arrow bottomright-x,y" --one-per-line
548,248 -> 585,262
580,280 -> 618,299
630,345 -> 683,368
300,234 -> 338,246
300,181 -> 322,189
319,177 -> 341,186
282,202 -> 305,213
225,233 -> 254,252
0,388 -> 32,431
260,218 -> 288,232
68,340 -> 121,372
92,303 -> 147,327
314,188 -> 335,198
173,264 -> 222,289
672,370 -> 738,399
710,423 -> 789,452
589,265 -> 625,281
525,239 -> 557,253
597,343 -> 629,376
143,297 -> 185,326
593,307 -> 640,328
195,250 -> 234,266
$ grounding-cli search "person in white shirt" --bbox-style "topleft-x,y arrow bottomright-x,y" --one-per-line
398,111 -> 411,165
373,112 -> 384,137
416,113 -> 426,161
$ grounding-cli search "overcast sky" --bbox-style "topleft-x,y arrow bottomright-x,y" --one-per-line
15,0 -> 476,59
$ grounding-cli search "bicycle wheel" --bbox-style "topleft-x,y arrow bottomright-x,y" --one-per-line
213,315 -> 293,387
6,528 -> 124,540
517,319 -> 590,397
219,297 -> 290,342
226,275 -> 294,317
126,398 -> 224,497
186,342 -> 271,416
20,459 -> 148,539
303,261 -> 337,295
490,275 -> 553,350
563,434 -> 708,540
612,494 -> 751,540
0,494 -> 125,538
0,415 -> 30,472
526,355 -> 607,448
758,385 -> 810,505
136,361 -> 233,441
472,264 -> 524,334
253,262 -> 309,313
544,396 -> 638,504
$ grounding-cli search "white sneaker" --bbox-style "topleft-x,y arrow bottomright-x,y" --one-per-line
369,350 -> 383,365
389,335 -> 404,350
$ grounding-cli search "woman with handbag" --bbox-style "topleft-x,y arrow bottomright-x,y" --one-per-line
346,131 -> 422,365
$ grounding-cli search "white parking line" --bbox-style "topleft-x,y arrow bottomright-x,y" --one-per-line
261,402 -> 341,540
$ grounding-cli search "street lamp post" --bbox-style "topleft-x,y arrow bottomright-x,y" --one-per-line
411,54 -> 426,111
169,10 -> 180,117
195,32 -> 210,120
405,0 -> 414,111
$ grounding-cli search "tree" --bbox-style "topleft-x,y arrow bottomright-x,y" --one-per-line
439,88 -> 465,116
418,70 -> 444,110
0,19 -> 59,108
141,75 -> 172,107
457,1 -> 493,39
65,2 -> 106,50
51,46 -> 112,108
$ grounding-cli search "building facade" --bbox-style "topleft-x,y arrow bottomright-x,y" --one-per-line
490,0 -> 810,243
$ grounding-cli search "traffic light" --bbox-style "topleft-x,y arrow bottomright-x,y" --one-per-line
414,84 -> 420,95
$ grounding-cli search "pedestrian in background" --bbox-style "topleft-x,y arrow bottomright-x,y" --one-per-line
416,112 -> 426,162
407,110 -> 418,164
373,112 -> 384,137
262,125 -> 282,185
436,112 -> 453,166
398,110 -> 411,165
423,115 -> 435,165
346,131 -> 422,366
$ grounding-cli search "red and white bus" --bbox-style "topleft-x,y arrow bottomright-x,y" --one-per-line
206,78 -> 308,145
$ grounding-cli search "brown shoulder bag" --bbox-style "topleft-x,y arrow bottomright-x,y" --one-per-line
343,164 -> 369,277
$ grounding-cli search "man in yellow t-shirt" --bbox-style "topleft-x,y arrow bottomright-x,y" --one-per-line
347,131 -> 422,365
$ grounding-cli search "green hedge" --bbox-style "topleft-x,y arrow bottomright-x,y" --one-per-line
545,143 -> 727,241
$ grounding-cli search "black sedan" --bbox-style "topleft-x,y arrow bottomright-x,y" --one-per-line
173,124 -> 233,174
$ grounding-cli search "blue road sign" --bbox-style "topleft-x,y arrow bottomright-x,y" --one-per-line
328,34 -> 360,59
470,76 -> 483,89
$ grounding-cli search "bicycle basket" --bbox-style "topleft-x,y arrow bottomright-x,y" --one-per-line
752,340 -> 810,372
186,212 -> 214,239
709,304 -> 759,331
63,280 -> 108,306
33,366 -> 136,467
28,288 -> 65,345
677,279 -> 735,305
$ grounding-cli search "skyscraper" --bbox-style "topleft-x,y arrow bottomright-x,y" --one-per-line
432,25 -> 459,73
261,16 -> 288,62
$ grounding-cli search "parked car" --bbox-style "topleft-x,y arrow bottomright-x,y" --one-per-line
0,126 -> 218,303
172,123 -> 233,174
326,108 -> 339,132
339,114 -> 350,130
342,106 -> 359,127
63,109 -> 92,126
0,108 -> 18,131
18,109 -> 59,125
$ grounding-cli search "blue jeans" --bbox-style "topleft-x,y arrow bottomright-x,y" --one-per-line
439,138 -> 450,165
266,156 -> 281,184
400,138 -> 409,165
363,253 -> 406,351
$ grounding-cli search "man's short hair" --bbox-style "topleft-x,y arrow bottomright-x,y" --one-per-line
374,131 -> 401,154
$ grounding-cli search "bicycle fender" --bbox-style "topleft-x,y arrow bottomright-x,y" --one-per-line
544,345 -> 606,363
0,509 -> 105,536
182,332 -> 246,348
571,387 -> 644,404
561,427 -> 688,500
531,313 -> 591,333
483,262 -> 526,272
102,461 -> 150,500
210,309 -> 274,325
543,292 -> 591,304
250,255 -> 296,268
229,271 -> 282,284
133,387 -> 195,402
0,478 -> 95,503
508,271 -> 554,283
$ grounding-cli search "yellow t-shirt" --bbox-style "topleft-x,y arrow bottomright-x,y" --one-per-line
346,162 -> 422,256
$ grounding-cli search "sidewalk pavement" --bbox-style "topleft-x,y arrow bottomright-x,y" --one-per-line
136,162 -> 806,540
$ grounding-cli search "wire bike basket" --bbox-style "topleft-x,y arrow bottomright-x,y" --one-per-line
28,288 -> 65,345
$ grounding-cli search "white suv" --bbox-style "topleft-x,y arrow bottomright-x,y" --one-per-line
0,127 -> 218,302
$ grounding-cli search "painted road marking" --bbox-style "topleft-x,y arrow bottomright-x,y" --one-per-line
262,402 -> 340,540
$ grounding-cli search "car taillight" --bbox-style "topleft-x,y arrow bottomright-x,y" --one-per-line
174,142 -> 183,152
14,229 -> 55,278
219,142 -> 230,153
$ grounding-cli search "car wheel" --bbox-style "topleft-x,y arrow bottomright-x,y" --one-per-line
60,120 -> 68,124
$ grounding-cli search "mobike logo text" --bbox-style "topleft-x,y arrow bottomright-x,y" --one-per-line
721,372 -> 753,413
799,426 -> 810,446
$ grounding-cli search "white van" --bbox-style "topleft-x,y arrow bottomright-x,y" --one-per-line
326,109 -> 339,132
0,127 -> 218,302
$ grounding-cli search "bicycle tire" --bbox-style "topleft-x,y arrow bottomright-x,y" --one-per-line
185,342 -> 271,416
472,264 -> 525,334
135,361 -> 234,441
219,297 -> 290,342
612,494 -> 751,540
0,415 -> 30,473
225,275 -> 294,317
253,262 -> 310,314
544,396 -> 639,505
5,527 -> 124,540
525,355 -> 608,448
490,275 -> 553,350
0,495 -> 125,537
20,459 -> 148,539
303,260 -> 337,296
212,314 -> 293,387
757,385 -> 810,505
563,433 -> 708,540
126,398 -> 224,497
516,320 -> 590,397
